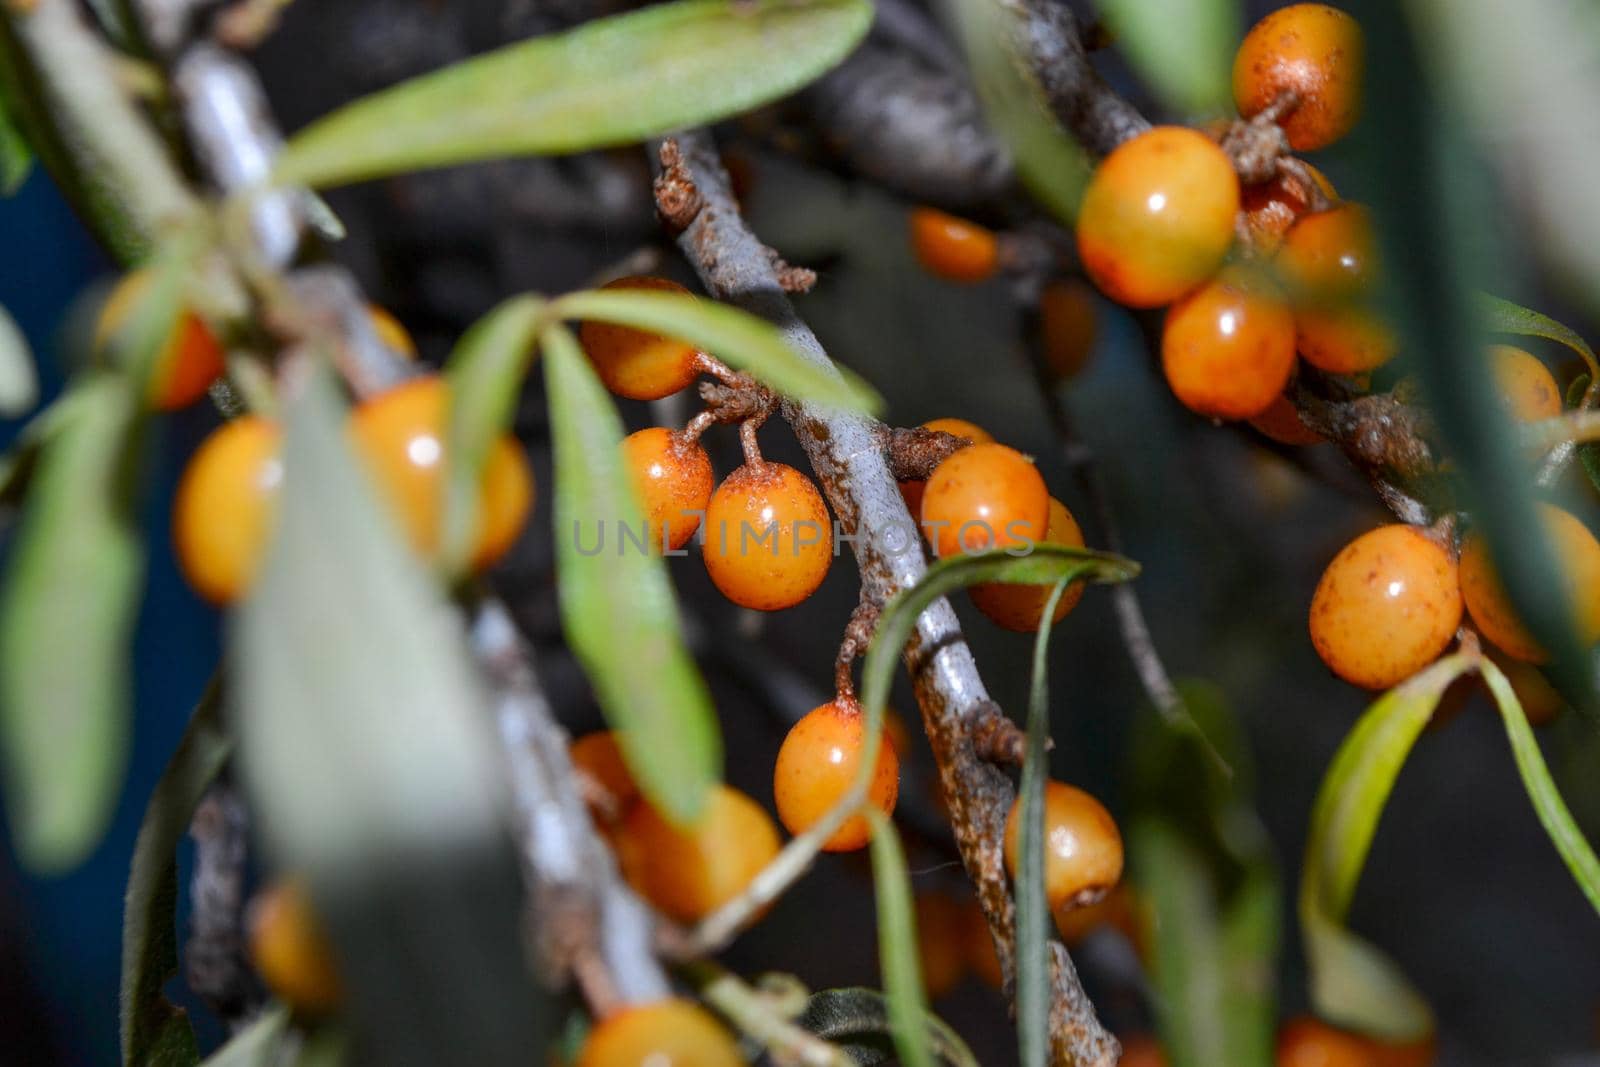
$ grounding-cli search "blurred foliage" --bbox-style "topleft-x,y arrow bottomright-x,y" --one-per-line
1096,0 -> 1239,117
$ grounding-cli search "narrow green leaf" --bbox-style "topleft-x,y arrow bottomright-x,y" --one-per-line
275,0 -> 872,189
0,79 -> 31,195
542,323 -> 719,824
866,810 -> 935,1067
442,295 -> 545,574
1476,292 -> 1600,381
796,987 -> 979,1067
0,304 -> 37,416
0,372 -> 146,871
550,288 -> 881,415
1095,0 -> 1239,116
1480,657 -> 1600,914
121,683 -> 228,1067
1016,580 -> 1069,1067
1299,653 -> 1475,1040
198,1007 -> 289,1067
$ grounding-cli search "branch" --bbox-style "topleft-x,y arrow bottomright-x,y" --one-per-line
185,779 -> 263,1030
1010,0 -> 1149,156
653,131 -> 1118,1067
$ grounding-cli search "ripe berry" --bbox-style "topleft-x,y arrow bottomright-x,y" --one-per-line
173,416 -> 283,604
1076,126 -> 1240,308
248,880 -> 341,1016
900,418 -> 995,516
97,269 -> 225,411
1162,266 -> 1297,420
1053,883 -> 1137,947
1249,393 -> 1324,445
577,999 -> 742,1067
1308,524 -> 1462,690
1119,1036 -> 1168,1067
1275,1017 -> 1373,1067
1276,204 -> 1397,374
959,899 -> 1004,989
1003,780 -> 1124,911
578,276 -> 703,400
969,497 -> 1087,631
921,442 -> 1049,558
348,376 -> 534,570
772,697 -> 900,852
1239,164 -> 1336,255
570,731 -> 639,823
909,207 -> 1000,283
1487,645 -> 1565,726
1490,345 -> 1561,423
1459,504 -> 1600,663
621,427 -> 713,552
1039,278 -> 1099,381
702,461 -> 832,611
615,785 -> 781,923
366,304 -> 417,360
915,892 -> 969,998
1233,4 -> 1364,152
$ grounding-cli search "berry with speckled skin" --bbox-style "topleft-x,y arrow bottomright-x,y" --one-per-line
1459,504 -> 1600,663
622,427 -> 713,552
703,461 -> 832,610
1163,266 -> 1297,420
577,1000 -> 743,1067
615,785 -> 780,923
1277,204 -> 1397,374
1233,4 -> 1363,152
1003,780 -> 1124,911
969,498 -> 1088,631
1490,345 -> 1561,423
900,418 -> 995,516
1240,164 -> 1336,255
248,880 -> 341,1016
909,208 -> 1000,283
1309,524 -> 1462,689
773,697 -> 899,852
1076,126 -> 1240,308
921,443 -> 1050,558
97,270 -> 225,411
578,276 -> 703,400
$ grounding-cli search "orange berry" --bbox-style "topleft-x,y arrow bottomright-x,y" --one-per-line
578,276 -> 703,400
908,207 -> 1000,283
621,427 -> 713,553
773,697 -> 899,852
1053,882 -> 1135,946
1365,1032 -> 1436,1067
1233,4 -> 1364,152
914,892 -> 969,999
921,417 -> 995,444
1249,392 -> 1325,445
173,416 -> 283,604
959,899 -> 1004,989
969,498 -> 1088,631
577,999 -> 742,1067
899,479 -> 926,517
615,785 -> 781,923
1277,204 -> 1397,374
97,269 -> 225,411
348,376 -> 534,570
248,880 -> 341,1016
1308,524 -> 1462,689
1162,266 -> 1297,420
1003,780 -> 1124,911
1487,644 -> 1565,726
1240,164 -> 1336,255
1489,345 -> 1561,423
1275,1017 -> 1377,1067
1120,1035 -> 1168,1067
366,304 -> 417,359
570,731 -> 639,822
1459,504 -> 1600,663
1076,126 -> 1240,308
1039,278 -> 1099,380
702,461 -> 832,611
921,443 -> 1049,558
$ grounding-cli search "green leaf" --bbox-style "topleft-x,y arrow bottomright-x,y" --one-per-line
1299,653 -> 1475,1040
0,304 -> 37,416
120,683 -> 229,1067
1095,0 -> 1239,116
0,78 -> 31,195
198,1007 -> 289,1067
541,323 -> 720,825
867,810 -> 935,1067
550,288 -> 881,415
275,0 -> 872,189
1479,656 -> 1600,914
1015,580 -> 1070,1067
1476,292 -> 1600,381
796,987 -> 979,1067
442,295 -> 545,574
0,372 -> 146,871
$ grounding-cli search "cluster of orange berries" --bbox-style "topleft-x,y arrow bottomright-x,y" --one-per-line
1117,1016 -> 1436,1067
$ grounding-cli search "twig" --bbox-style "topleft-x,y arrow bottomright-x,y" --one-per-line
1010,0 -> 1149,157
687,964 -> 853,1067
185,780 -> 262,1030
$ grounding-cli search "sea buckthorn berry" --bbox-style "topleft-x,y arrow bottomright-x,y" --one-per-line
1119,1036 -> 1168,1067
909,207 -> 1000,283
621,427 -> 713,552
615,785 -> 781,923
1487,645 -> 1565,726
969,498 -> 1087,631
1162,266 -> 1297,420
1490,345 -> 1561,423
173,416 -> 283,604
348,376 -> 534,570
1240,164 -> 1336,255
900,418 -> 995,515
1277,204 -> 1397,374
577,276 -> 703,400
1003,780 -> 1124,911
773,697 -> 900,852
921,443 -> 1049,558
702,461 -> 832,611
1459,504 -> 1600,663
1366,1032 -> 1437,1067
1039,278 -> 1099,381
1249,392 -> 1325,445
1308,524 -> 1462,689
1233,4 -> 1364,152
1053,882 -> 1136,946
248,880 -> 341,1016
959,899 -> 1004,989
576,999 -> 743,1067
1076,126 -> 1240,308
570,731 -> 638,822
914,892 -> 968,998
366,304 -> 417,360
97,269 -> 225,411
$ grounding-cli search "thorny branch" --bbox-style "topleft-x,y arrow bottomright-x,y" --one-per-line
185,780 -> 262,1030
